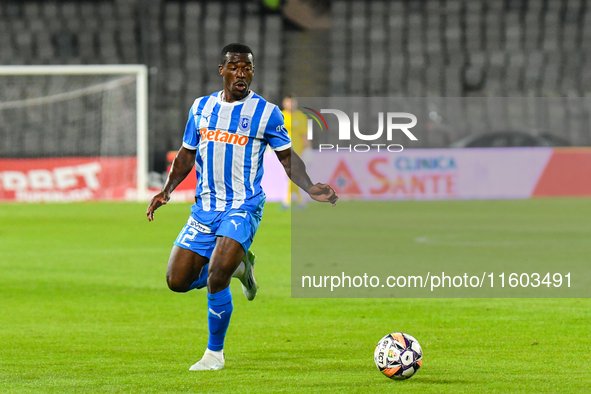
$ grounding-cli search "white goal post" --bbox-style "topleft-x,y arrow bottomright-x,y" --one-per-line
0,65 -> 149,202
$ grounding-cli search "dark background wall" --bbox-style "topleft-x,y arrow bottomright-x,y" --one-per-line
1,0 -> 590,170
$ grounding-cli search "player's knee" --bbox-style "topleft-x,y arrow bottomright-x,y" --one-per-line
207,266 -> 232,293
166,274 -> 190,293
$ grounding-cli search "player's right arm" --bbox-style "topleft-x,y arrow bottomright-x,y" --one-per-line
146,147 -> 196,221
147,108 -> 199,221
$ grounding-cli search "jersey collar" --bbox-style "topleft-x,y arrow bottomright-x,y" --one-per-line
217,90 -> 254,106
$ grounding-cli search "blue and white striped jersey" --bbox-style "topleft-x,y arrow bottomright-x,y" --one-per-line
182,90 -> 291,213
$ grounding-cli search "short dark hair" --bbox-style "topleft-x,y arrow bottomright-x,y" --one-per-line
220,43 -> 254,65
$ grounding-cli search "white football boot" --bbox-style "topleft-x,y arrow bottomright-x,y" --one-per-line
189,349 -> 225,371
236,250 -> 258,301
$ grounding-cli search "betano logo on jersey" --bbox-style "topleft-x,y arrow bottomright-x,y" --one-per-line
199,128 -> 249,146
302,107 -> 418,153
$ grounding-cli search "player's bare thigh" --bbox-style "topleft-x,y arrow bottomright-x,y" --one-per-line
207,236 -> 246,294
166,245 -> 209,292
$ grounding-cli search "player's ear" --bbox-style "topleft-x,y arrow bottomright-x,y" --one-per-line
218,64 -> 223,75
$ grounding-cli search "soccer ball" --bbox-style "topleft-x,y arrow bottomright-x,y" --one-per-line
374,332 -> 423,380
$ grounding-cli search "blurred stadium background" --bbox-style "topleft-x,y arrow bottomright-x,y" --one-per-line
2,0 -> 591,174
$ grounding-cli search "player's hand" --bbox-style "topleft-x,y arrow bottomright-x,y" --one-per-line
308,183 -> 338,206
146,191 -> 171,221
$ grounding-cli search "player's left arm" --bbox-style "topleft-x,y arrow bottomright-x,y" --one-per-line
266,105 -> 338,205
275,148 -> 338,206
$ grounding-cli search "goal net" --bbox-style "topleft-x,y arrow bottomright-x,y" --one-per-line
0,65 -> 148,202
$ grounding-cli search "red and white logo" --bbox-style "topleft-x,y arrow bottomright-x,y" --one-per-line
0,157 -> 136,202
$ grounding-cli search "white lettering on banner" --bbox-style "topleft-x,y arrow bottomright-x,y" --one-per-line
353,112 -> 383,141
1,171 -> 27,190
312,110 -> 418,141
0,163 -> 102,191
54,167 -> 77,189
388,145 -> 404,153
28,170 -> 53,189
76,163 -> 101,189
319,144 -> 404,153
387,113 -> 418,141
15,189 -> 94,202
320,109 -> 351,139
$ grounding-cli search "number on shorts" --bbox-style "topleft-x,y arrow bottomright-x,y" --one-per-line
176,226 -> 198,248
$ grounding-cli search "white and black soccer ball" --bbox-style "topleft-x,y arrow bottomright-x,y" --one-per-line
374,332 -> 423,380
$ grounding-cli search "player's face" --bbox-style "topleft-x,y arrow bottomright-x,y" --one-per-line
219,52 -> 254,101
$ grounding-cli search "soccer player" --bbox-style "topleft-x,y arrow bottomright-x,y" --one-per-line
146,43 -> 338,371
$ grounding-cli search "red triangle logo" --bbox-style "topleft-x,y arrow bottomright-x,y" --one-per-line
328,160 -> 362,195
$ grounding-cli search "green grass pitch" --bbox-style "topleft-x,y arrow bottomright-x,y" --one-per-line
1,200 -> 590,393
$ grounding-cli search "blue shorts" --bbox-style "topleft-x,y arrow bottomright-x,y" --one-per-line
173,206 -> 262,259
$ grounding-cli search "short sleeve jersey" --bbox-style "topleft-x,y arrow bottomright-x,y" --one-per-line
182,90 -> 291,213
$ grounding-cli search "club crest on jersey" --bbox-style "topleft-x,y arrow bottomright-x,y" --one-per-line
238,116 -> 252,132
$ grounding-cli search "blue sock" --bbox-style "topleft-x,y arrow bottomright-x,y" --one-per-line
207,287 -> 233,351
189,264 -> 209,290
